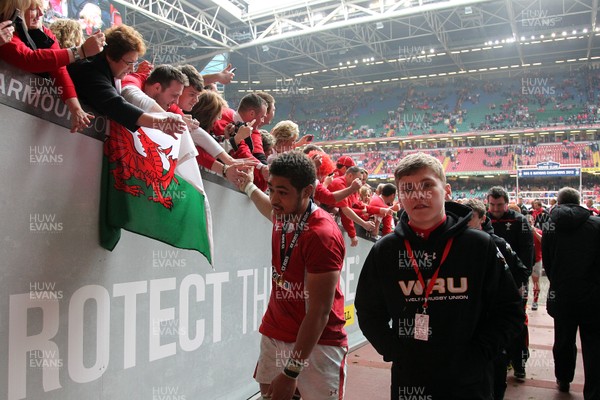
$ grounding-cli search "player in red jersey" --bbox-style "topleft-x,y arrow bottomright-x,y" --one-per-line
238,152 -> 348,400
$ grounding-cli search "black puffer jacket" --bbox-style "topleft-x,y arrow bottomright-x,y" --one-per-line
482,216 -> 531,288
487,209 -> 534,271
356,202 -> 525,399
542,204 -> 600,320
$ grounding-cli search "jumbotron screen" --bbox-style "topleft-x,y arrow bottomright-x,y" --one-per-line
43,0 -> 125,35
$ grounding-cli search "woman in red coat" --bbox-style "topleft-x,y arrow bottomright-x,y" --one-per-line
0,0 -> 105,132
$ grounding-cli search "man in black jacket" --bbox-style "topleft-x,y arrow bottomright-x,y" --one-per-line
356,153 -> 524,399
486,186 -> 534,382
542,187 -> 600,398
68,25 -> 184,136
464,199 -> 530,400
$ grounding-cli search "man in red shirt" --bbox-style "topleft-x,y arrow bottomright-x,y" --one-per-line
325,166 -> 376,246
531,199 -> 550,228
369,183 -> 397,236
212,93 -> 269,190
238,152 -> 348,400
212,93 -> 268,161
333,156 -> 355,178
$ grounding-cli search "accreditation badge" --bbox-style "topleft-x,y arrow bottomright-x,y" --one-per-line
414,313 -> 430,341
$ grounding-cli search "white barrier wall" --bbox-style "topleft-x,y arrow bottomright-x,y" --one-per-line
0,64 -> 371,400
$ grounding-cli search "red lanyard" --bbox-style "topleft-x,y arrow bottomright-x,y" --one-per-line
403,238 -> 454,313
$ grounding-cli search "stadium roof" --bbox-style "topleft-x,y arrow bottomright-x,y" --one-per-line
118,0 -> 599,89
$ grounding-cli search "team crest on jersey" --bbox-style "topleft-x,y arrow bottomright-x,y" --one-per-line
505,222 -> 512,230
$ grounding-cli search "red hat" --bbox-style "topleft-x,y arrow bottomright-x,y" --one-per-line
336,155 -> 355,168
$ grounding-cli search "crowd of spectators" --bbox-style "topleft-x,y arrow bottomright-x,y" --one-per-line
261,69 -> 600,141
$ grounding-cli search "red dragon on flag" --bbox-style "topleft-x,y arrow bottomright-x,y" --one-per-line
104,126 -> 178,209
100,121 -> 213,264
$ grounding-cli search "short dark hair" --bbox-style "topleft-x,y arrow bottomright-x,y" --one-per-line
238,93 -> 266,114
146,65 -> 188,89
346,166 -> 361,175
487,186 -> 509,203
255,91 -> 275,112
269,152 -> 316,192
302,144 -> 323,154
178,65 -> 204,91
557,187 -> 580,205
381,183 -> 397,198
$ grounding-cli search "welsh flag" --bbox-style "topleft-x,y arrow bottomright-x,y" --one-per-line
100,120 -> 213,264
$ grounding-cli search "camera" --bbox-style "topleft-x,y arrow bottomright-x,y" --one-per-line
232,121 -> 247,136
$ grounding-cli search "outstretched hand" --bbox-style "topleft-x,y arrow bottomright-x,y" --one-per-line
217,64 -> 235,85
70,109 -> 94,133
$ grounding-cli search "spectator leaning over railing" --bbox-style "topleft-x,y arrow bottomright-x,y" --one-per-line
220,93 -> 269,164
0,0 -> 105,132
270,120 -> 299,159
119,65 -> 249,184
211,93 -> 270,190
269,120 -> 314,161
256,91 -> 276,129
67,24 -> 185,137
176,64 -> 203,115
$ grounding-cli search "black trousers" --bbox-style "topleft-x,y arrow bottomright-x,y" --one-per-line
508,324 -> 529,373
492,350 -> 508,400
553,316 -> 600,400
508,292 -> 529,374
